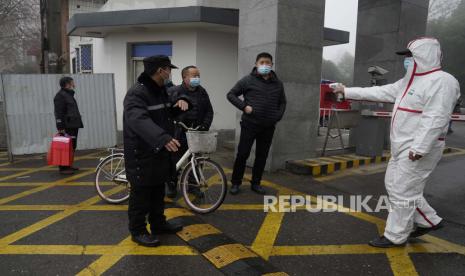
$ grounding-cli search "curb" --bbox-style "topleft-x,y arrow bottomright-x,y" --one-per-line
286,147 -> 454,176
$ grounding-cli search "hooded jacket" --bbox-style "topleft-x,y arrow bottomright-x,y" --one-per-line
345,37 -> 461,156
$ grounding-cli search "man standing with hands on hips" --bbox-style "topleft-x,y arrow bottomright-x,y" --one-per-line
332,38 -> 460,248
227,52 -> 286,195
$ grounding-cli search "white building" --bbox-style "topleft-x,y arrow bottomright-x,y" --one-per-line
67,0 -> 349,131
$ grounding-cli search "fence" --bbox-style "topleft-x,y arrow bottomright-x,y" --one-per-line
0,74 -> 117,157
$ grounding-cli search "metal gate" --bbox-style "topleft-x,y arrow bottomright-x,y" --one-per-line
0,74 -> 117,156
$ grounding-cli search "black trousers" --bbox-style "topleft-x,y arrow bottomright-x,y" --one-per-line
128,184 -> 166,235
59,128 -> 78,170
231,121 -> 275,186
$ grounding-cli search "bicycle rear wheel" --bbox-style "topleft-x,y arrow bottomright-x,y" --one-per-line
180,158 -> 227,214
95,153 -> 130,204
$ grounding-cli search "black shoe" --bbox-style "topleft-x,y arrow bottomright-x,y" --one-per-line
59,168 -> 74,175
230,184 -> 240,195
369,236 -> 405,248
251,185 -> 266,195
131,233 -> 160,247
152,221 -> 183,235
167,181 -> 177,199
410,220 -> 444,238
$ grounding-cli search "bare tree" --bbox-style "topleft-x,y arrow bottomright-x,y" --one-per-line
429,0 -> 461,20
0,0 -> 40,72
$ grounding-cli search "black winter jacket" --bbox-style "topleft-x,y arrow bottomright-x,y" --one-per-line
53,88 -> 84,130
168,84 -> 214,130
227,68 -> 286,127
123,72 -> 188,187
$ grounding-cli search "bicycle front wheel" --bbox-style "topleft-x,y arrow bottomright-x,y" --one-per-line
180,158 -> 227,214
95,153 -> 130,204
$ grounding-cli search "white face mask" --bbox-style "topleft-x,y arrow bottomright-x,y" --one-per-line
257,64 -> 272,75
404,57 -> 414,70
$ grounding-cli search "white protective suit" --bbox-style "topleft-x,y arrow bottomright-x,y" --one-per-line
344,38 -> 461,244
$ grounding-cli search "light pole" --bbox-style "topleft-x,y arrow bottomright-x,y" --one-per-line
40,0 -> 49,73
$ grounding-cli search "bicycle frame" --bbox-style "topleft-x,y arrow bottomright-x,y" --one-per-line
98,146 -> 207,185
176,149 -> 208,185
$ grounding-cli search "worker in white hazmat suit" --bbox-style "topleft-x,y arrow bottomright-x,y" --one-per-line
332,37 -> 461,248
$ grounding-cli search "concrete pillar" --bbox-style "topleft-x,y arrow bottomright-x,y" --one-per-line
237,0 -> 325,171
354,0 -> 430,85
351,0 -> 430,150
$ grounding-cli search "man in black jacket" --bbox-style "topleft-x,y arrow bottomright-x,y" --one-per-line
123,55 -> 189,247
227,52 -> 286,195
166,65 -> 214,198
53,77 -> 84,175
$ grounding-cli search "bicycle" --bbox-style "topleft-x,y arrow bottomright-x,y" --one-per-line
94,122 -> 228,214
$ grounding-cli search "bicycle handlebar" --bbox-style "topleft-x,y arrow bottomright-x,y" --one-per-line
175,121 -> 200,131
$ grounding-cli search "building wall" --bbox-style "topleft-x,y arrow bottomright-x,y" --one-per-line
100,0 -> 239,11
68,0 -> 107,73
196,30 -> 238,130
93,30 -> 198,130
91,28 -> 238,131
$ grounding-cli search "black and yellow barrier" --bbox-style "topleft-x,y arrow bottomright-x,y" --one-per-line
286,148 -> 453,176
165,203 -> 289,275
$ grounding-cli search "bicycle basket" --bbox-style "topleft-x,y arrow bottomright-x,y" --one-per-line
186,131 -> 218,153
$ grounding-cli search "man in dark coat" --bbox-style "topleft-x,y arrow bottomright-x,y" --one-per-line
166,65 -> 214,198
53,76 -> 84,175
227,52 -> 286,195
123,55 -> 189,247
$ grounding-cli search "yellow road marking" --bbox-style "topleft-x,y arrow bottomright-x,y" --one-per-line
0,151 -> 98,181
0,162 -> 464,276
272,245 -> 386,255
0,186 -> 124,246
271,243 -> 447,256
165,207 -> 195,220
76,237 -> 134,276
203,243 -> 257,269
0,244 -> 196,256
0,181 -> 104,187
0,170 -> 96,205
0,205 -> 70,211
258,176 -> 465,255
0,183 -> 44,187
218,204 -> 265,210
251,211 -> 285,260
420,234 -> 465,255
386,249 -> 418,276
77,206 -> 197,275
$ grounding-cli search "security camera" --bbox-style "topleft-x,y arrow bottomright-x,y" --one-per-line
368,66 -> 389,76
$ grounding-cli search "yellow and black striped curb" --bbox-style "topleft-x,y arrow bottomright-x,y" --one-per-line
286,147 -> 454,176
165,203 -> 289,276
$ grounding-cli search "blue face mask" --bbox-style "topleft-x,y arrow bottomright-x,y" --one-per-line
189,77 -> 200,87
257,65 -> 272,75
404,57 -> 414,70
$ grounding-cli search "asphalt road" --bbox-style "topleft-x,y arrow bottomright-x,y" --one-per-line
0,124 -> 464,275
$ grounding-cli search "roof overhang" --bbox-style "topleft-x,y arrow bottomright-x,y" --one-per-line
67,6 -> 349,46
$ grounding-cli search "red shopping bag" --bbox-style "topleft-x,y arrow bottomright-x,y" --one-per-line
47,134 -> 74,166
